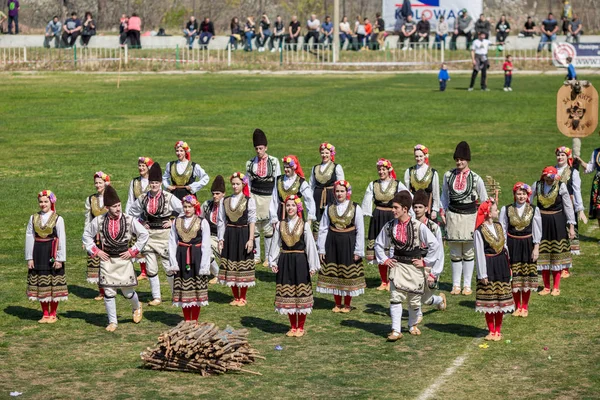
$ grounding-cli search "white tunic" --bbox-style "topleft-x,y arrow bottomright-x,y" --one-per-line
403,164 -> 441,213
25,212 -> 67,262
269,174 -> 316,223
168,216 -> 212,275
360,179 -> 409,217
125,177 -> 149,215
216,193 -> 257,241
162,160 -> 209,194
127,190 -> 184,219
317,200 -> 365,257
268,218 -> 320,273
82,214 -> 149,255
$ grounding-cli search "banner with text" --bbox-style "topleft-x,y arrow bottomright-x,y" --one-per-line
553,43 -> 600,68
382,0 -> 483,31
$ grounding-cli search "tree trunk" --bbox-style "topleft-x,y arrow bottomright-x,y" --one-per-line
98,0 -> 107,29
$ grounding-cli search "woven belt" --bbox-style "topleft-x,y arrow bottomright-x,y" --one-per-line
320,186 -> 334,209
227,224 -> 248,228
540,210 -> 561,215
507,233 -> 532,239
330,226 -> 355,233
375,206 -> 393,211
282,250 -> 303,254
178,242 -> 202,265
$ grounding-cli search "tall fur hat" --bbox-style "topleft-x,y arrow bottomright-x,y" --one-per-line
453,141 -> 471,161
253,128 -> 268,147
412,189 -> 429,207
211,175 -> 226,193
392,190 -> 413,210
103,185 -> 121,207
148,162 -> 162,182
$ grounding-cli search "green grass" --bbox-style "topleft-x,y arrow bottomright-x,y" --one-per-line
0,72 -> 599,399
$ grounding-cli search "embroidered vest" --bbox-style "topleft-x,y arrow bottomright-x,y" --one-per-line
247,156 -> 277,196
505,204 -> 535,237
373,180 -> 398,208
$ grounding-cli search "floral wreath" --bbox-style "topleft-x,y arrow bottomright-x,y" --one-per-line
175,141 -> 191,160
319,142 -> 336,161
94,171 -> 111,185
38,190 -> 57,211
284,194 -> 304,217
414,144 -> 430,165
334,180 -> 352,199
138,156 -> 154,167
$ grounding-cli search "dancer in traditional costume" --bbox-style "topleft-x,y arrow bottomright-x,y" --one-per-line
168,195 -> 211,324
499,182 -> 541,317
316,180 -> 366,312
25,190 -> 68,323
269,195 -> 320,337
269,155 -> 315,225
82,185 -> 147,332
441,141 -> 488,296
530,166 -> 575,297
404,144 -> 441,220
201,175 -> 226,285
217,172 -> 256,306
555,146 -> 584,269
361,158 -> 409,291
474,199 -> 515,341
309,142 -> 344,234
411,190 -> 446,317
577,147 -> 600,240
85,171 -> 109,300
163,140 -> 209,200
126,156 -> 154,280
129,162 -> 183,306
246,129 -> 281,267
375,191 -> 440,341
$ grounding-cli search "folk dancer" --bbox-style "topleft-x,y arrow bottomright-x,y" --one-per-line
163,140 -> 209,200
201,175 -> 226,284
269,155 -> 315,226
85,171 -> 110,300
404,144 -> 441,220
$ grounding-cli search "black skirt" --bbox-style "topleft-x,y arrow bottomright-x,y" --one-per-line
507,235 -> 538,292
219,225 -> 255,287
538,211 -> 571,271
475,251 -> 514,313
172,243 -> 209,307
366,207 -> 394,262
589,172 -> 600,219
27,239 -> 68,302
170,187 -> 192,201
275,251 -> 313,314
313,186 -> 336,222
316,230 -> 366,296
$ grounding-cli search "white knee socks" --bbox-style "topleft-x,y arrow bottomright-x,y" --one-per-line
104,297 -> 117,325
390,303 -> 402,333
451,261 -> 462,287
408,307 -> 419,327
463,260 -> 474,289
129,291 -> 140,311
149,275 -> 161,300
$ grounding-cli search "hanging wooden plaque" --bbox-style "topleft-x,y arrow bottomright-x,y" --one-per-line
557,82 -> 598,138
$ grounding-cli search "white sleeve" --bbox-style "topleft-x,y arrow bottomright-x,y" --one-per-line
529,181 -> 537,204
432,171 -> 441,212
200,219 -> 212,275
441,172 -> 449,211
584,152 -> 595,174
419,223 -> 439,269
431,226 -> 444,276
308,167 -> 316,191
397,181 -> 410,193
125,180 -> 136,215
162,161 -> 172,188
128,197 -> 143,218
300,181 -> 316,221
168,221 -> 179,270
476,174 -> 488,202
533,207 -> 542,244
474,230 -> 487,279
336,164 -> 345,181
317,206 -> 330,254
499,206 -> 508,241
572,170 -> 584,212
25,216 -> 34,260
360,182 -> 374,217
403,169 -> 410,190
56,216 -> 66,262
245,160 -> 253,191
304,222 -> 321,272
560,184 -> 576,224
269,183 -> 280,224
170,195 -> 184,216
84,196 -> 92,230
189,163 -> 209,193
247,197 -> 257,224
82,217 -> 99,255
217,198 -> 226,241
374,223 -> 392,264
354,205 -> 365,257
131,218 -> 149,252
268,222 -> 281,266
273,158 -> 282,178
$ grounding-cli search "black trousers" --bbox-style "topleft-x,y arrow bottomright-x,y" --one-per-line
304,31 -> 319,49
81,35 -> 92,46
450,30 -> 472,50
61,32 -> 80,47
128,30 -> 141,48
470,61 -> 488,89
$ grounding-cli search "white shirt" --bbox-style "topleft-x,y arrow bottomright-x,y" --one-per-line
25,212 -> 66,262
403,164 -> 441,213
360,179 -> 408,217
472,39 -> 490,56
162,160 -> 209,194
308,163 -> 345,192
82,214 -> 149,255
530,181 -> 576,225
84,194 -> 103,230
268,218 -> 320,273
269,174 -> 316,224
216,194 -> 257,241
127,191 -> 184,219
307,19 -> 320,30
340,22 -> 351,33
556,164 -> 584,213
499,203 -> 542,244
168,216 -> 212,275
317,200 -> 365,257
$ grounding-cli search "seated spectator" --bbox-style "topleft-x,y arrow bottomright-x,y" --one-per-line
567,14 -> 582,44
320,15 -> 333,46
537,12 -> 558,52
183,16 -> 198,50
272,15 -> 285,52
230,17 -> 242,50
474,14 -> 491,39
304,14 -> 320,50
495,15 -> 510,46
416,16 -> 430,47
81,12 -> 96,47
450,9 -> 473,50
257,13 -> 272,52
339,16 -> 353,48
434,15 -> 448,49
520,16 -> 536,38
43,16 -> 62,48
127,13 -> 142,49
199,17 -> 215,49
354,16 -> 367,50
287,15 -> 301,51
400,14 -> 417,50
371,12 -> 385,50
119,14 -> 129,46
62,12 -> 82,48
0,11 -> 6,34
244,16 -> 256,51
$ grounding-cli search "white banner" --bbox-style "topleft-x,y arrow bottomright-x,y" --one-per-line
382,0 -> 483,31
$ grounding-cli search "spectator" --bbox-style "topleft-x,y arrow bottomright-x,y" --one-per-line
468,31 -> 490,91
81,12 -> 96,47
434,15 -> 448,50
364,18 -> 373,49
244,16 -> 256,52
372,12 -> 385,50
127,13 -> 142,49
393,17 -> 403,35
354,16 -> 367,50
438,63 -> 449,91
400,14 -> 417,50
43,16 -> 62,48
257,13 -> 271,52
230,17 -> 242,50
183,16 -> 198,50
450,9 -> 473,50
495,15 -> 510,47
416,16 -> 430,47
7,0 -> 18,34
62,12 -> 82,48
198,17 -> 215,49
566,56 -> 576,80
272,15 -> 285,52
503,54 -> 513,91
287,15 -> 301,51
537,13 -> 558,52
339,16 -> 353,48
119,14 -> 129,46
305,13 -> 320,50
520,16 -> 536,38
561,0 -> 572,35
567,14 -> 582,44
0,10 -> 6,34
474,14 -> 490,39
320,15 -> 333,46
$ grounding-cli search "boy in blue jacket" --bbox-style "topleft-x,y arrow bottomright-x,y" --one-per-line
438,63 -> 450,91
566,57 -> 577,80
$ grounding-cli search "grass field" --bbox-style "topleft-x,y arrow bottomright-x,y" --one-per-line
1,72 -> 599,399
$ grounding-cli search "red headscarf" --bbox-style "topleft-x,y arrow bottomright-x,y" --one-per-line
414,144 -> 430,165
319,142 -> 336,162
334,180 -> 352,200
282,155 -> 305,178
138,156 -> 155,167
38,190 -> 57,212
376,158 -> 397,180
284,194 -> 304,219
94,171 -> 110,185
230,172 -> 250,197
512,182 -> 532,203
541,166 -> 559,182
555,146 -> 573,167
175,141 -> 191,161
475,198 -> 495,229
182,194 -> 201,216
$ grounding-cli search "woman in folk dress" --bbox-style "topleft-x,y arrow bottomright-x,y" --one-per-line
85,171 -> 110,300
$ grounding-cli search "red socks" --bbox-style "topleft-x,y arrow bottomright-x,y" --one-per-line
485,313 -> 495,333
334,295 -> 342,307
40,301 -> 50,317
551,270 -> 561,290
513,292 -> 521,310
140,262 -> 147,276
98,286 -> 105,297
231,286 -> 240,300
378,264 -> 388,284
288,314 -> 297,329
344,296 -> 352,308
521,291 -> 531,310
50,301 -> 58,317
485,312 -> 504,334
494,312 -> 503,334
240,287 -> 248,301
191,305 -> 200,321
297,313 -> 307,330
182,307 -> 191,321
541,270 -> 551,289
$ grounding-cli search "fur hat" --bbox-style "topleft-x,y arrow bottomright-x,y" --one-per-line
149,162 -> 162,182
103,185 -> 121,207
211,175 -> 226,193
412,189 -> 429,207
253,128 -> 268,147
392,190 -> 413,210
453,141 -> 471,161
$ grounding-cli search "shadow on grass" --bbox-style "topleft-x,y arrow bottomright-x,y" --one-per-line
313,296 -> 336,310
425,322 -> 487,337
366,277 -> 383,289
364,303 -> 389,317
144,310 -> 182,326
4,305 -> 42,321
208,289 -> 235,304
438,281 -> 453,292
579,233 -> 597,243
240,316 -> 288,334
62,310 -> 107,327
255,269 -> 275,283
68,284 -> 100,300
458,300 -> 476,309
340,319 -> 388,337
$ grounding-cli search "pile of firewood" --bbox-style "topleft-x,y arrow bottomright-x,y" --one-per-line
141,321 -> 264,376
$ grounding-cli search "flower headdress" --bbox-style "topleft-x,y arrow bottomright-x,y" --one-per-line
334,180 -> 352,200
38,190 -> 57,212
175,141 -> 191,161
230,172 -> 250,197
319,142 -> 336,162
414,144 -> 429,165
376,158 -> 397,180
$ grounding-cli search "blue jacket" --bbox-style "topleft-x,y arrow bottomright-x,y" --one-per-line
438,69 -> 449,80
46,20 -> 62,35
567,64 -> 576,80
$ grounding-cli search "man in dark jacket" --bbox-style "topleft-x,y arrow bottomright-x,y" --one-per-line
474,14 -> 490,39
199,17 -> 215,49
416,16 -> 430,47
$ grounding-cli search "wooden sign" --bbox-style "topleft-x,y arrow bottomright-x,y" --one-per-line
557,81 -> 598,138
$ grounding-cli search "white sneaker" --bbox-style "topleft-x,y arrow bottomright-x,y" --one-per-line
468,87 -> 473,91
270,48 -> 276,52
508,87 -> 513,91
402,46 -> 408,51
504,87 -> 508,91
408,47 -> 413,51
